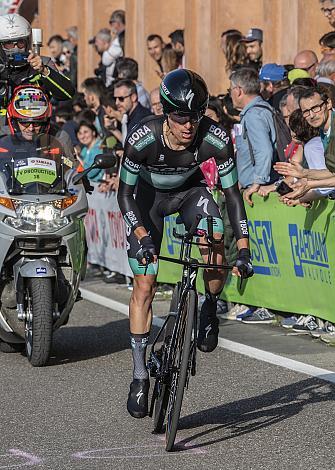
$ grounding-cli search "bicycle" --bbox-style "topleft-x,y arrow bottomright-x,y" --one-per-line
147,214 -> 232,451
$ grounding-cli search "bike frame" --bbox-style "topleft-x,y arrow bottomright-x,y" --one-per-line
148,215 -> 232,392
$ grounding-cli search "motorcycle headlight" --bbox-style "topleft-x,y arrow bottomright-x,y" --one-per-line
4,201 -> 69,232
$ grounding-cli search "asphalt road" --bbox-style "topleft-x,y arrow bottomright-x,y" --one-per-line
1,290 -> 335,470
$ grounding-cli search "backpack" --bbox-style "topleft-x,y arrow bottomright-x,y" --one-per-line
243,103 -> 291,164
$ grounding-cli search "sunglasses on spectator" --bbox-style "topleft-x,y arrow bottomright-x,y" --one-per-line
169,111 -> 203,124
321,6 -> 335,14
2,39 -> 26,50
300,61 -> 317,72
17,120 -> 43,128
301,101 -> 326,118
114,94 -> 132,102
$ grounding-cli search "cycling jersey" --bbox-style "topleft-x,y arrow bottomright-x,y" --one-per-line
117,115 -> 249,274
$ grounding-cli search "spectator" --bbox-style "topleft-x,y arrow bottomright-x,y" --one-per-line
161,44 -> 180,76
205,97 -> 225,123
225,33 -> 248,73
283,109 -> 334,205
229,67 -> 277,206
147,34 -> 165,73
219,92 -> 241,133
279,93 -> 290,126
72,92 -> 87,114
59,40 -> 73,77
319,31 -> 335,60
149,87 -> 163,115
287,68 -> 311,85
95,28 -> 123,87
115,58 -> 151,109
317,58 -> 335,84
113,79 -> 152,143
81,77 -> 106,137
109,9 -> 125,54
319,0 -> 335,29
220,29 -> 242,55
66,26 -> 78,87
100,91 -> 123,145
274,86 -> 335,199
47,34 -> 64,67
240,28 -> 263,70
259,63 -> 290,110
169,29 -> 185,67
77,121 -> 104,182
294,50 -> 319,78
286,85 -> 308,120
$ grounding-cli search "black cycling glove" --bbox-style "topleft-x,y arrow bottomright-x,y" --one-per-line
136,236 -> 156,265
235,248 -> 254,279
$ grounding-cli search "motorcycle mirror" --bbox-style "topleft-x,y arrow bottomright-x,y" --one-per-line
72,153 -> 117,185
93,153 -> 117,169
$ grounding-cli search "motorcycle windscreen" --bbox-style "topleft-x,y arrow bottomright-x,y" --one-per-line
0,133 -> 75,195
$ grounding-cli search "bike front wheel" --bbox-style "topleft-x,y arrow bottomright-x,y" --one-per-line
153,283 -> 181,432
165,289 -> 196,451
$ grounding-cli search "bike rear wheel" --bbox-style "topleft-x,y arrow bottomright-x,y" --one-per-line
153,283 -> 181,432
165,289 -> 196,451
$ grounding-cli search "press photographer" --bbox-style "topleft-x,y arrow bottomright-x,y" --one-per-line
0,13 -> 75,115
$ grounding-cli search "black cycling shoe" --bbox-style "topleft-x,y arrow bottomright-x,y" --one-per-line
197,311 -> 219,353
127,379 -> 150,418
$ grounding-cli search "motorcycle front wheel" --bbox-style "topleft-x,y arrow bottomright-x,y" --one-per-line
25,278 -> 53,367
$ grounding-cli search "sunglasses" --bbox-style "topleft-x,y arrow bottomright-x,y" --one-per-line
113,94 -> 132,102
17,120 -> 44,128
169,111 -> 203,124
2,39 -> 26,50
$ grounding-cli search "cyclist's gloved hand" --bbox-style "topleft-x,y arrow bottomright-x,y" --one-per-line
235,248 -> 254,279
136,235 -> 156,265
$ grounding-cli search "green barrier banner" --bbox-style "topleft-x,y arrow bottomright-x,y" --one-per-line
157,194 -> 335,322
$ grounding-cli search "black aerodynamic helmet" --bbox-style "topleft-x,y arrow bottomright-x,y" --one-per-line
160,69 -> 209,116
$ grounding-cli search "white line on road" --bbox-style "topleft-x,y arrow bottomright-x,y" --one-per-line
81,288 -> 335,385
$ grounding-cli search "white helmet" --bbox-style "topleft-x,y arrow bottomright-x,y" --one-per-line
0,13 -> 31,43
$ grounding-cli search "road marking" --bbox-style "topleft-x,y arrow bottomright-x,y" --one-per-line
81,289 -> 335,385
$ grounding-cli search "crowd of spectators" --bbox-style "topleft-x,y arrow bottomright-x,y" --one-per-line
48,2 -> 335,341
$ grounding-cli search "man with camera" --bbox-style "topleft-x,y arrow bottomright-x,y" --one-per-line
0,13 -> 74,110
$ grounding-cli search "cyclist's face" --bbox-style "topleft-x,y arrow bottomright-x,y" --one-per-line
168,115 -> 200,145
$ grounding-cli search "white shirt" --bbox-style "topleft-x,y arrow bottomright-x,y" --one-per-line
304,136 -> 335,196
102,36 -> 123,86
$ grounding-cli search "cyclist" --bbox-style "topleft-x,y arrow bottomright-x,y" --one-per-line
117,69 -> 253,419
0,14 -> 74,105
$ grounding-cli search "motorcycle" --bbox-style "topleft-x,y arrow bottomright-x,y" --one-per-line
0,131 -> 115,366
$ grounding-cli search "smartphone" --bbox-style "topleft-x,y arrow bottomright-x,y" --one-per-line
276,181 -> 293,196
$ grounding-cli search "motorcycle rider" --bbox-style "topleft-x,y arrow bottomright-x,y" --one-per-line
0,13 -> 75,107
0,85 -> 73,170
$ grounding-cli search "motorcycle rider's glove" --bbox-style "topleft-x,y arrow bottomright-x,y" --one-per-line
136,236 -> 156,265
235,248 -> 254,279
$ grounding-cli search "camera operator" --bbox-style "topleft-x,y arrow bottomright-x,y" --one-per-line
0,14 -> 75,105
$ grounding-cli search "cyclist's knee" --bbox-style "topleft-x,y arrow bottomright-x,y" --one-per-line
132,275 -> 157,301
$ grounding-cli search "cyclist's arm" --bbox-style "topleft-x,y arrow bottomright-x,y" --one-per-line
117,151 -> 145,238
212,135 -> 249,241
